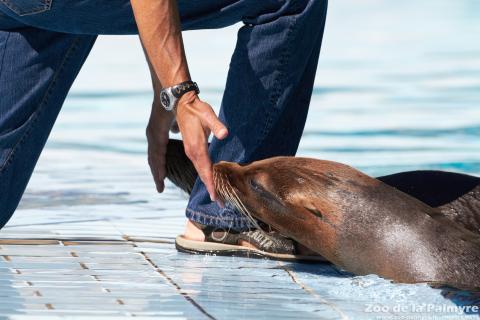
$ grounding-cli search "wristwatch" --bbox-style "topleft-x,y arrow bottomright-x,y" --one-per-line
159,80 -> 200,111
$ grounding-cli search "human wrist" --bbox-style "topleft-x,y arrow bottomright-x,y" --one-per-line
161,73 -> 191,89
177,91 -> 199,108
159,80 -> 199,112
150,100 -> 175,125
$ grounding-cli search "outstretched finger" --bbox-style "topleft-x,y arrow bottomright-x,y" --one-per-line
148,160 -> 165,193
202,106 -> 228,140
186,141 -> 217,202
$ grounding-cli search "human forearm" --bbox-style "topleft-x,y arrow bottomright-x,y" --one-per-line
131,0 -> 190,89
131,0 -> 228,202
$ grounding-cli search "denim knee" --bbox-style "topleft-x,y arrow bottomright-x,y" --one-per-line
242,0 -> 325,26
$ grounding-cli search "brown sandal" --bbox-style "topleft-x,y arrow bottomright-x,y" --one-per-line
175,222 -> 326,262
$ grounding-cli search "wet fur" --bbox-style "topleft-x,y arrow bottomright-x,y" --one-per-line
165,139 -> 480,234
165,139 -> 480,290
165,139 -> 198,194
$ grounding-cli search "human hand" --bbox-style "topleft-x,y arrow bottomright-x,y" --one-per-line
146,100 -> 176,193
176,91 -> 228,201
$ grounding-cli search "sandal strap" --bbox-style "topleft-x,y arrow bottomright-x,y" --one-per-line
238,230 -> 295,254
192,221 -> 238,245
193,221 -> 295,254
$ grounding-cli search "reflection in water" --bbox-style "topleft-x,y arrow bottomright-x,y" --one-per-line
18,190 -> 145,209
441,287 -> 480,313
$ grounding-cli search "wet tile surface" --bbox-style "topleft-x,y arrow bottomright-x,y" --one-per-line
2,162 -> 479,319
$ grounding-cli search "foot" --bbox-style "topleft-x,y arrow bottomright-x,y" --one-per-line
184,219 -> 205,241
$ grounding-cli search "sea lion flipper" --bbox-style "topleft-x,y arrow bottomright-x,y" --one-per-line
165,139 -> 213,194
378,170 -> 480,235
165,139 -> 198,194
377,170 -> 479,207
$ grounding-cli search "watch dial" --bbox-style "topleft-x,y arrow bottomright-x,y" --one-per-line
161,92 -> 171,110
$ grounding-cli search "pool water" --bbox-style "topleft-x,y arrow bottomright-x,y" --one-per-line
1,0 -> 480,318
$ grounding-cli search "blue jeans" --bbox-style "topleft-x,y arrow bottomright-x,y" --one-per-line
0,0 -> 328,230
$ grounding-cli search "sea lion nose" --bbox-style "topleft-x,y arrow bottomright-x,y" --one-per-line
214,161 -> 241,171
213,161 -> 242,182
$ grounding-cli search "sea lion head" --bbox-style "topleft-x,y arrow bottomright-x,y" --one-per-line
213,157 -> 374,261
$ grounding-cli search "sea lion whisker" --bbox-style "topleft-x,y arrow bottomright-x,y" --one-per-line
216,172 -> 230,203
228,185 -> 270,236
214,170 -> 272,240
220,179 -> 237,214
213,178 -> 241,235
220,181 -> 255,225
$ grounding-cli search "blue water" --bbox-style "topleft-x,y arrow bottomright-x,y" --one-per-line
66,0 -> 480,178
6,0 -> 480,318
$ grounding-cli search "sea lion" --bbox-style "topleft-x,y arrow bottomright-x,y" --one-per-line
165,139 -> 480,289
212,158 -> 480,290
166,139 -> 480,235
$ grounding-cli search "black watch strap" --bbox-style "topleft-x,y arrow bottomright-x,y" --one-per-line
171,80 -> 200,98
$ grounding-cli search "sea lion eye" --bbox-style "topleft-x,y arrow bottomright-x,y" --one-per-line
249,179 -> 264,192
248,178 -> 286,211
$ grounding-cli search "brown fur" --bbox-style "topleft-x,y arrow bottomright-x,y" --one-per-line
164,139 -> 480,289
213,158 -> 480,290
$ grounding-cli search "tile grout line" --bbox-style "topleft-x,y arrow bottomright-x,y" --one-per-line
278,262 -> 349,320
62,240 -> 129,310
0,237 -> 174,245
134,246 -> 216,320
121,225 -> 217,319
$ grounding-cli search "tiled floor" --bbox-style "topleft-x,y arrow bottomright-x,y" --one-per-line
1,150 -> 478,319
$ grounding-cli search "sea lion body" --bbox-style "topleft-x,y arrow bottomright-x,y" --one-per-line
212,158 -> 480,290
165,139 -> 480,289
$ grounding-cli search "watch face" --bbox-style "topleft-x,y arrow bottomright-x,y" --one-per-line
160,91 -> 171,110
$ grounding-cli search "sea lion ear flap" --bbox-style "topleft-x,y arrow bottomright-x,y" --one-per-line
292,182 -> 337,219
303,201 -> 324,219
296,195 -> 325,219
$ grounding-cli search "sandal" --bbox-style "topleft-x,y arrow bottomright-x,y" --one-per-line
175,222 -> 326,262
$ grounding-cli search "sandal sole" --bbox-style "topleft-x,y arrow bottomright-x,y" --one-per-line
175,235 -> 327,262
